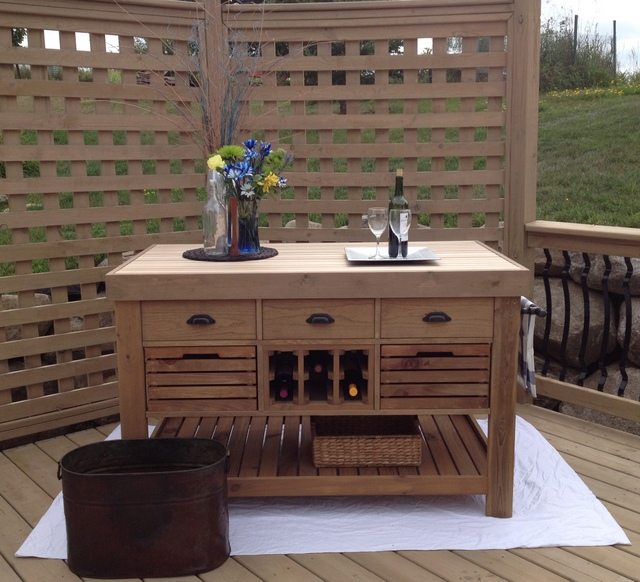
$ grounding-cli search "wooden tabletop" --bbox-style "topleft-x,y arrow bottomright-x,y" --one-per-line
106,241 -> 529,301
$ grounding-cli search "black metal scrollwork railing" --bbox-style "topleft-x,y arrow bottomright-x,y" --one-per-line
538,249 -> 636,399
525,220 -> 640,423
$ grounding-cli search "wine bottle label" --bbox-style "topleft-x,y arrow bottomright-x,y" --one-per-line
399,211 -> 410,242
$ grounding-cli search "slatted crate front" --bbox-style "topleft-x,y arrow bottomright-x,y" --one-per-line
380,344 -> 490,410
145,346 -> 258,413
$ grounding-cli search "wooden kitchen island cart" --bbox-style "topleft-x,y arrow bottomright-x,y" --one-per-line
106,241 -> 529,517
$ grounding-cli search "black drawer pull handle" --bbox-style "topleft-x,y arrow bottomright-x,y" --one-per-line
423,311 -> 452,323
306,313 -> 335,325
186,314 -> 216,325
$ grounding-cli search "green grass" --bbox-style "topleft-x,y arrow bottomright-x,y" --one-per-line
537,86 -> 640,226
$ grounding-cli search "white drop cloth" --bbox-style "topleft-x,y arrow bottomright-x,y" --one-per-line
16,417 -> 629,559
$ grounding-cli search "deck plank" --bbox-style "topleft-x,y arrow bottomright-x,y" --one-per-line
3,444 -> 61,499
234,555 -> 324,581
454,549 -> 568,581
0,454 -> 54,527
511,547 -> 635,582
199,557 -> 262,581
0,495 -> 82,582
346,551 -> 446,581
289,553 -> 388,581
0,552 -> 21,582
399,550 -> 507,580
564,545 -> 640,581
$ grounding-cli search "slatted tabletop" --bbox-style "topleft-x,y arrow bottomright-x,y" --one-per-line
106,241 -> 529,301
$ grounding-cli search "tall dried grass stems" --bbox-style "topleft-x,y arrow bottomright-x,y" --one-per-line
106,0 -> 271,156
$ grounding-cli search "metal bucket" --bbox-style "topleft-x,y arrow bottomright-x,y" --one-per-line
59,438 -> 230,579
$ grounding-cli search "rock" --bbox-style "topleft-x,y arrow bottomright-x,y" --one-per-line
533,247 -> 567,277
568,253 -> 640,296
2,293 -> 53,340
532,276 -> 617,368
617,296 -> 640,366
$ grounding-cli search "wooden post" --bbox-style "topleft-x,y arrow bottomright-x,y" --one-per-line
504,0 -> 541,275
486,296 -> 520,517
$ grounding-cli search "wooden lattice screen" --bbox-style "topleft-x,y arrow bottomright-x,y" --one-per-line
0,0 -> 539,442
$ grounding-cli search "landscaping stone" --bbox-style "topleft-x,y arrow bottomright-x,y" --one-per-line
617,296 -> 640,367
568,253 -> 640,296
533,247 -> 567,277
2,293 -> 53,340
532,276 -> 617,368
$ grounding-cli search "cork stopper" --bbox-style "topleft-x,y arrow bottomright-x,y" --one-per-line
396,168 -> 403,177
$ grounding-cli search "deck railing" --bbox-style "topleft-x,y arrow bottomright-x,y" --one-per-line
526,220 -> 640,424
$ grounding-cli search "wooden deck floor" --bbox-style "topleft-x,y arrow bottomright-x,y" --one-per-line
0,404 -> 638,582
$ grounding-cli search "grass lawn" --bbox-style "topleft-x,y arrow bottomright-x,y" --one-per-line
537,86 -> 640,227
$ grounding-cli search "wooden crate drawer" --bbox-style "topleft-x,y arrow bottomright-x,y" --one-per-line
380,298 -> 493,339
145,346 -> 257,412
380,344 -> 490,410
263,299 -> 374,340
142,300 -> 256,341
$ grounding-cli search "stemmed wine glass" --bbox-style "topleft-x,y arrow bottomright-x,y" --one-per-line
366,207 -> 388,259
389,209 -> 412,258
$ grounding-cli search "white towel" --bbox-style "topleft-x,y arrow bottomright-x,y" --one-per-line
518,297 -> 538,397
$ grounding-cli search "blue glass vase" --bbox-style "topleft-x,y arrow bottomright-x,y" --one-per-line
228,194 -> 260,256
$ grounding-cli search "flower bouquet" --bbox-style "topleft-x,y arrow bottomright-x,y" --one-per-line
208,139 -> 292,256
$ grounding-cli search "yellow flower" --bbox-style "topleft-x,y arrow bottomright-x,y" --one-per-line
207,154 -> 224,170
258,172 -> 279,192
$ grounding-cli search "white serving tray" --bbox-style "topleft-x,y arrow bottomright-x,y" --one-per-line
345,246 -> 440,262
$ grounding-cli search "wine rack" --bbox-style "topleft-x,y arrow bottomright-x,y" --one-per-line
265,347 -> 372,410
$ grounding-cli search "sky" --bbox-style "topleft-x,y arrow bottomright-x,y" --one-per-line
542,0 -> 640,71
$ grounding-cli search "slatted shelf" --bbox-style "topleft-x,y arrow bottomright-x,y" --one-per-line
153,414 -> 488,498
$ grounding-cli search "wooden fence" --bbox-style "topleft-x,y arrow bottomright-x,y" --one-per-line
0,0 -> 540,442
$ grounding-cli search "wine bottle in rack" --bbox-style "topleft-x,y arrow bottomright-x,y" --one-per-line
306,350 -> 329,401
272,352 -> 296,402
387,168 -> 409,259
341,350 -> 365,401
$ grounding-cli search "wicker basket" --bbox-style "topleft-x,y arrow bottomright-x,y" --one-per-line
311,416 -> 422,467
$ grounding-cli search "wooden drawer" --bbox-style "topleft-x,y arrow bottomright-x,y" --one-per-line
380,344 -> 490,410
145,346 -> 257,412
262,299 -> 374,340
142,300 -> 256,341
380,298 -> 493,339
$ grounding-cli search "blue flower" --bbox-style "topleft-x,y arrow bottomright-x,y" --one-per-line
259,142 -> 272,158
243,139 -> 257,150
225,160 -> 253,181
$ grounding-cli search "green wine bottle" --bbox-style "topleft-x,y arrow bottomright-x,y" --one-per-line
388,169 -> 409,258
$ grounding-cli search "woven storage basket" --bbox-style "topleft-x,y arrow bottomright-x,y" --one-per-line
311,416 -> 422,467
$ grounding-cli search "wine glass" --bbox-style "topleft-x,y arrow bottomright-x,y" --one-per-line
366,207 -> 388,259
389,209 -> 412,258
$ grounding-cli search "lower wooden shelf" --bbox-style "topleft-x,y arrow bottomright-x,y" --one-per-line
153,414 -> 489,498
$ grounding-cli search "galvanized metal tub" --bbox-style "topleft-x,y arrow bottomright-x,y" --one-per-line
59,437 -> 230,578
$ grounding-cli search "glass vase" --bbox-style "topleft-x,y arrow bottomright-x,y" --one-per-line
228,194 -> 260,256
203,170 -> 228,256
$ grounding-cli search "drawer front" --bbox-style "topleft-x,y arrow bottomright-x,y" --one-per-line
145,346 -> 257,412
380,298 -> 493,339
262,299 -> 374,340
380,343 -> 490,410
142,300 -> 256,341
